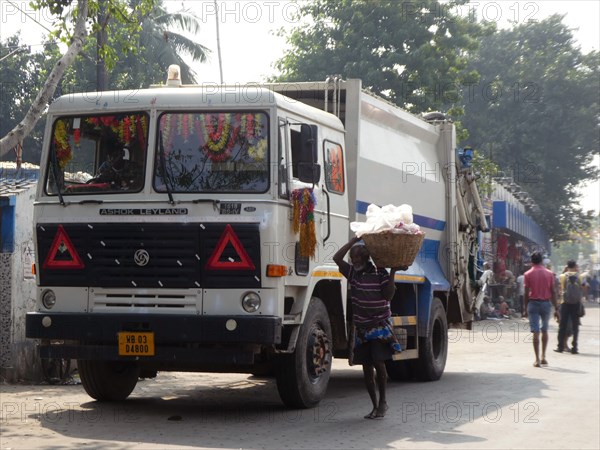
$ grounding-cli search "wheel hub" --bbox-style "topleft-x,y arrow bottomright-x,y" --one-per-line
307,327 -> 331,379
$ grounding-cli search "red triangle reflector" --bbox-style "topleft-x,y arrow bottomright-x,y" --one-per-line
205,224 -> 256,271
42,225 -> 85,270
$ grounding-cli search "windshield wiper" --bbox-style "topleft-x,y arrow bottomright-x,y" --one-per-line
158,130 -> 175,205
49,141 -> 66,206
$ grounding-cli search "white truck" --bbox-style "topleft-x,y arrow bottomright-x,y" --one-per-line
26,74 -> 487,408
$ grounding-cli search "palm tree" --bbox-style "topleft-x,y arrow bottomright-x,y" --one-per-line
92,0 -> 210,89
133,1 -> 210,84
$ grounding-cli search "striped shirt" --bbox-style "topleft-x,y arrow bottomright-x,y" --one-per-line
343,264 -> 393,328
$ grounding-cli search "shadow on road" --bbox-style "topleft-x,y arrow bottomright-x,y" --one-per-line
13,369 -> 551,449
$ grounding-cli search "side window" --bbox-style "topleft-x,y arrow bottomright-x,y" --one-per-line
324,140 -> 345,194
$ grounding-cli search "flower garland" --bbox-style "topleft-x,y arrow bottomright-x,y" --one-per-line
73,128 -> 81,148
248,139 -> 267,161
200,113 -> 240,162
291,188 -> 317,258
86,115 -> 147,150
136,115 -> 148,151
53,120 -> 73,169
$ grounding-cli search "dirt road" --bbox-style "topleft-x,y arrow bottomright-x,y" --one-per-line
2,304 -> 599,449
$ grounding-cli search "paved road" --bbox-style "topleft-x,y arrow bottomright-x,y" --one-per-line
2,304 -> 599,449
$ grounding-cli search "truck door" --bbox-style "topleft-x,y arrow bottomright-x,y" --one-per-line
280,120 -> 324,274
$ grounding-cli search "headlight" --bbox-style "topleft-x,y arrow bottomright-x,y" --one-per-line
42,289 -> 57,309
242,292 -> 261,313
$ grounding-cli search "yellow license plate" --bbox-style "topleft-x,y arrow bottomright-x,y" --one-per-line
118,332 -> 155,356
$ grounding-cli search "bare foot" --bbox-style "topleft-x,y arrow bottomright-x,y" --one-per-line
373,402 -> 388,419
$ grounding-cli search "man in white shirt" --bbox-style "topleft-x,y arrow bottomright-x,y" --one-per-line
516,272 -> 525,314
475,262 -> 494,319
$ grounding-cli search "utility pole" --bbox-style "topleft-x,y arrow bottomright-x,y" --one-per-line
214,0 -> 224,84
96,0 -> 108,91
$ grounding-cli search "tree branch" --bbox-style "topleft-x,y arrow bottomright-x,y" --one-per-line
0,0 -> 89,158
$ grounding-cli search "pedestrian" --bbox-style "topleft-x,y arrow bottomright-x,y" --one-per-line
556,260 -> 584,354
333,236 -> 405,419
523,252 -> 559,367
589,274 -> 599,303
475,262 -> 494,319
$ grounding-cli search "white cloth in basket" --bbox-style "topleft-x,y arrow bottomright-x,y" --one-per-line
350,204 -> 422,238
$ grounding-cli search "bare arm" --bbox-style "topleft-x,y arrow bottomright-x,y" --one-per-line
383,266 -> 407,301
383,268 -> 397,300
332,236 -> 360,269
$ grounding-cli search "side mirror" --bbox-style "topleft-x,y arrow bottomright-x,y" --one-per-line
298,162 -> 321,184
300,124 -> 318,162
299,124 -> 320,184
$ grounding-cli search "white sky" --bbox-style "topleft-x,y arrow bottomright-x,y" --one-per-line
0,0 -> 598,212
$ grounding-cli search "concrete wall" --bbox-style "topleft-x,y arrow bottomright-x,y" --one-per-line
0,183 -> 42,382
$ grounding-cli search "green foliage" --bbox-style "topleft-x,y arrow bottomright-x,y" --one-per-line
550,213 -> 599,270
34,0 -> 155,71
460,15 -> 599,241
34,0 -> 207,89
60,1 -> 209,91
0,34 -> 61,163
272,0 -> 490,114
1,0 -> 209,162
471,150 -> 500,198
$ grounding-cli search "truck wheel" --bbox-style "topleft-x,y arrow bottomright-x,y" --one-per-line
275,297 -> 332,408
78,360 -> 140,401
415,298 -> 448,381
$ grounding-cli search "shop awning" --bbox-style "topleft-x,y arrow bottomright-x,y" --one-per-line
492,201 -> 549,250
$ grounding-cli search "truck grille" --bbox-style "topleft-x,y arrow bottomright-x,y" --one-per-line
37,222 -> 261,289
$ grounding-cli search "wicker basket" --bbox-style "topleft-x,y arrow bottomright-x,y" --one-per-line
361,232 -> 425,268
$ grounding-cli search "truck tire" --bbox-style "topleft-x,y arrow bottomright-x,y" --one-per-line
415,298 -> 448,381
275,297 -> 332,408
78,360 -> 140,401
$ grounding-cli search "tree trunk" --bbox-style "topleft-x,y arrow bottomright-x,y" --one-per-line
0,0 -> 89,158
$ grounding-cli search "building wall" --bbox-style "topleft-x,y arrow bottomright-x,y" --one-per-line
0,184 -> 41,382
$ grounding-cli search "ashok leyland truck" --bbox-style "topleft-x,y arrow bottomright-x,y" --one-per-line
26,74 -> 487,408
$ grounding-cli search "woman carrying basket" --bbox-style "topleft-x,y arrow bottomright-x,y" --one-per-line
333,236 -> 407,419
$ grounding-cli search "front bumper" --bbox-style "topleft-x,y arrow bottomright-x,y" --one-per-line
26,312 -> 282,366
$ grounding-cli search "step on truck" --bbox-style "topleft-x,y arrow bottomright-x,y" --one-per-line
26,73 -> 488,408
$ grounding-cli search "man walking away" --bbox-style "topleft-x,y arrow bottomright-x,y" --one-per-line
523,252 -> 559,367
556,260 -> 584,354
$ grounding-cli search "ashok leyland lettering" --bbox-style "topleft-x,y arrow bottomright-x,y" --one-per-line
27,73 -> 487,408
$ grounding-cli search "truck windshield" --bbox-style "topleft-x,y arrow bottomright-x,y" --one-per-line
45,113 -> 149,195
154,112 -> 269,193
